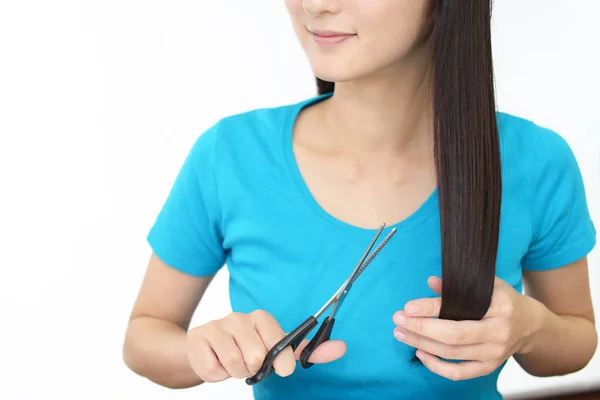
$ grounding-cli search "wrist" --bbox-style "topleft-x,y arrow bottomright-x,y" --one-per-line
517,295 -> 549,355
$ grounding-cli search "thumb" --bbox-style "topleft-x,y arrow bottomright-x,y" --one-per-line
293,339 -> 347,364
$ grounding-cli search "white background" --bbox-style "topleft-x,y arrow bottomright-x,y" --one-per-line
0,1 -> 598,399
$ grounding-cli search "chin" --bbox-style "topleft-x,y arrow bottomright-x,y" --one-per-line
310,59 -> 375,85
311,68 -> 360,84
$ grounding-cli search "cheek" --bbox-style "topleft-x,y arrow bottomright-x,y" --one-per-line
284,0 -> 306,35
284,0 -> 303,16
363,23 -> 423,59
354,2 -> 430,59
355,0 -> 429,37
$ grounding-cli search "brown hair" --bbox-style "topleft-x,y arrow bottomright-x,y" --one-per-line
316,0 -> 501,365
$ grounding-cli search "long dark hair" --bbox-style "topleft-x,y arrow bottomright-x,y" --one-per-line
316,0 -> 501,364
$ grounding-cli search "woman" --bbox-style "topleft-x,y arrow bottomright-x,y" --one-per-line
123,1 -> 597,399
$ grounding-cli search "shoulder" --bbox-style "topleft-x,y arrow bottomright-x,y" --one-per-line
207,96 -> 316,148
193,94 -> 328,171
497,111 -> 571,153
496,111 -> 577,173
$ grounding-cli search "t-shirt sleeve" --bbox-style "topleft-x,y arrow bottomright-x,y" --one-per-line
147,123 -> 226,277
522,126 -> 596,271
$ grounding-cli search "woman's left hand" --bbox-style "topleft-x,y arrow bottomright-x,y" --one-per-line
393,276 -> 542,381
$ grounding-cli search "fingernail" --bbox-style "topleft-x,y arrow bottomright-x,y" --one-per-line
405,304 -> 419,314
394,314 -> 407,325
394,329 -> 406,341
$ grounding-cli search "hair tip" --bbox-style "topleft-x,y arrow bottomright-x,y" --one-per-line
408,353 -> 424,368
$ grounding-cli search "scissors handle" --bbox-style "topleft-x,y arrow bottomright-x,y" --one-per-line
245,316 -> 318,385
299,316 -> 335,368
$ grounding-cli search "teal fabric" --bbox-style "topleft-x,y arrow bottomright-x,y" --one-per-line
147,93 -> 596,399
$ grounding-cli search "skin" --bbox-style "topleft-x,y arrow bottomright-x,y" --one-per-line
122,0 -> 597,389
123,255 -> 345,388
287,0 -> 438,230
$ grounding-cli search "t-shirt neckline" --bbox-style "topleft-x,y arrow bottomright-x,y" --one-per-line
280,92 -> 439,237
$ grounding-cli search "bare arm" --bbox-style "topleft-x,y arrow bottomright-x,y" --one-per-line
123,253 -> 347,389
123,253 -> 212,389
515,257 -> 598,377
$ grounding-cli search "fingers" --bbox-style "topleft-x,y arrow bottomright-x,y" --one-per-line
204,323 -> 252,379
428,275 -> 507,291
306,340 -> 347,363
393,311 -> 492,345
186,335 -> 230,382
393,325 -> 505,361
188,310 -> 348,383
224,313 -> 268,375
415,350 -> 497,381
293,338 -> 347,364
404,297 -> 442,318
188,310 -> 296,382
425,275 -> 513,318
404,294 -> 498,321
427,276 -> 442,295
252,310 -> 297,377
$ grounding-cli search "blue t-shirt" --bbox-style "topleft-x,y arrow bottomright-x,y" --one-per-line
147,93 -> 596,400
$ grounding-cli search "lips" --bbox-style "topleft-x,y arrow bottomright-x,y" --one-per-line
310,30 -> 356,45
311,30 -> 354,37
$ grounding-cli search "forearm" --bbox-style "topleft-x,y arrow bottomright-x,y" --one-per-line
123,316 -> 204,389
515,298 -> 598,377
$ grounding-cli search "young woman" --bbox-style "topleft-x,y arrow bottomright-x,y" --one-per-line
123,1 -> 597,399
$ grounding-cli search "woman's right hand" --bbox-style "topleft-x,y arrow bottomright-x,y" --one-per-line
186,309 -> 347,382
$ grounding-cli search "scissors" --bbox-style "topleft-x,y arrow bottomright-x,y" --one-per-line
245,223 -> 397,385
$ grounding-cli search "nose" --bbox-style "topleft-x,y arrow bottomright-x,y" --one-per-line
302,0 -> 344,16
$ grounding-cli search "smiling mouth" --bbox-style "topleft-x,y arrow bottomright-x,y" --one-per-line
310,31 -> 357,46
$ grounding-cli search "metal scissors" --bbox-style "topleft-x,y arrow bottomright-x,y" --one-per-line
246,223 -> 397,385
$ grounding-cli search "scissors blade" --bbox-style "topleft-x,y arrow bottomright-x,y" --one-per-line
331,227 -> 397,316
343,223 -> 386,287
313,278 -> 348,320
315,225 -> 396,320
347,227 -> 397,286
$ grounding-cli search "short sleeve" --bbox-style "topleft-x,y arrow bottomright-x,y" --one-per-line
147,124 -> 226,277
522,127 -> 596,271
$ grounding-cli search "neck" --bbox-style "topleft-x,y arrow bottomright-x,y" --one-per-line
318,55 -> 434,160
